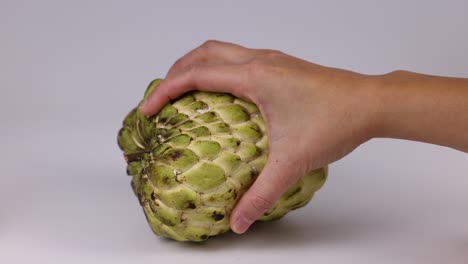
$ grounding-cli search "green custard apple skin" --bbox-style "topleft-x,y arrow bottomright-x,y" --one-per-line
117,79 -> 327,242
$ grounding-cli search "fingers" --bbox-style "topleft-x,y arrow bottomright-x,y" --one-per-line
166,40 -> 252,78
230,154 -> 300,234
139,64 -> 250,116
140,40 -> 263,116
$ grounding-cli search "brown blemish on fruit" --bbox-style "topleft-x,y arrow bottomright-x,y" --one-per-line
200,235 -> 208,240
187,202 -> 196,209
169,150 -> 182,160
212,212 -> 224,221
180,213 -> 185,222
250,170 -> 257,178
124,153 -> 143,163
252,125 -> 261,133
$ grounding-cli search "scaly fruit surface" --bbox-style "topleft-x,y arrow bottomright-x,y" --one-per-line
117,79 -> 327,242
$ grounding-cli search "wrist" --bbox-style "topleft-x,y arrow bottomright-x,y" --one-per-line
365,70 -> 435,141
356,71 -> 399,142
362,70 -> 468,152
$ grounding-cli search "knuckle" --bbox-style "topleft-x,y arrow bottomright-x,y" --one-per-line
201,40 -> 221,51
249,193 -> 273,212
171,58 -> 186,71
264,49 -> 283,59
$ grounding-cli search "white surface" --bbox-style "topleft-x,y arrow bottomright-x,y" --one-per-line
1,1 -> 467,263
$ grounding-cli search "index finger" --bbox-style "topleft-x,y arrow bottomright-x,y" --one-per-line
166,40 -> 252,79
139,64 -> 252,116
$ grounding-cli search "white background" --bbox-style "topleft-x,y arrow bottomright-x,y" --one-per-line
1,0 -> 467,263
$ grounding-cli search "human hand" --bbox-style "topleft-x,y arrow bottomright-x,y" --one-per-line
139,40 -> 380,234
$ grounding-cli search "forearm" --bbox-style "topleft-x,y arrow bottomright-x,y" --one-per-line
368,70 -> 468,153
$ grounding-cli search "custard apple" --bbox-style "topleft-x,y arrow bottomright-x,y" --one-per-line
117,79 -> 327,242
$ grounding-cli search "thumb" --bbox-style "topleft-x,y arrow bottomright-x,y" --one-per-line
230,155 -> 301,234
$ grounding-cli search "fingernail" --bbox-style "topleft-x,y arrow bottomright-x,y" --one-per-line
232,215 -> 253,234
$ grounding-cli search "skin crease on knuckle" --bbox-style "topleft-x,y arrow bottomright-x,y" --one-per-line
185,63 -> 203,83
248,192 -> 274,215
